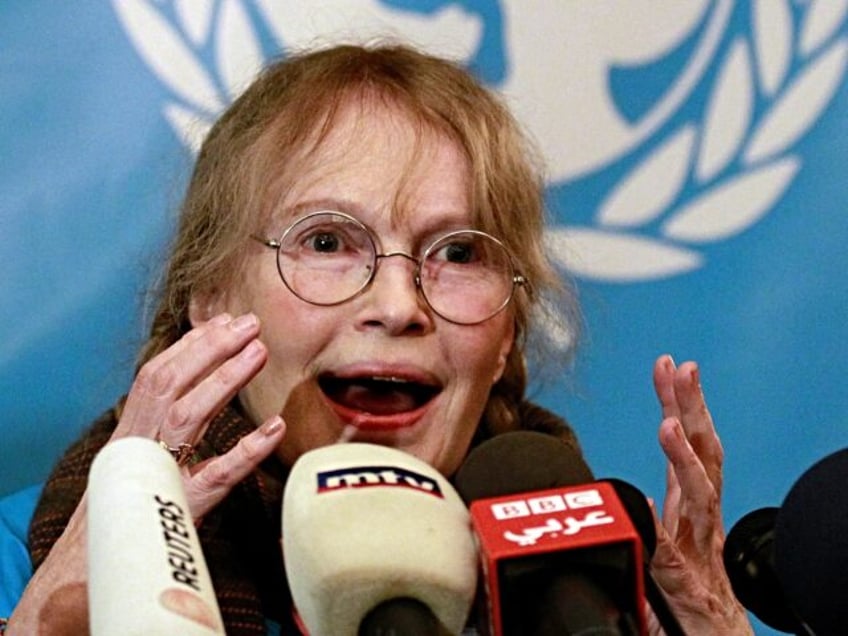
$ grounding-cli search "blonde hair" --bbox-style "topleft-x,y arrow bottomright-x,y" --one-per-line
140,42 -> 580,437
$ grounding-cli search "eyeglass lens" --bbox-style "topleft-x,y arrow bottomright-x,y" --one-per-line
275,211 -> 518,324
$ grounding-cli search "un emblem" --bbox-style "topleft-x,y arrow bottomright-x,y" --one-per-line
114,0 -> 847,283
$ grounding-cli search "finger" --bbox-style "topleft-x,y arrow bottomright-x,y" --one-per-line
653,354 -> 681,421
116,313 -> 261,438
673,362 -> 724,493
185,416 -> 286,520
661,451 -> 681,536
151,312 -> 234,369
654,356 -> 685,534
658,416 -> 721,554
158,338 -> 267,448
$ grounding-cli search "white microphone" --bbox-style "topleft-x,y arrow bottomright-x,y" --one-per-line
87,437 -> 224,635
282,443 -> 478,636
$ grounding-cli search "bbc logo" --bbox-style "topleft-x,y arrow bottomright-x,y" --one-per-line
490,488 -> 604,520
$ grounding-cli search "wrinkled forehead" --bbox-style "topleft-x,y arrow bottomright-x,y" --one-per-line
258,94 -> 473,230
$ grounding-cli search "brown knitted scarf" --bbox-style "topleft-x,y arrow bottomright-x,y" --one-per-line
28,400 -> 578,635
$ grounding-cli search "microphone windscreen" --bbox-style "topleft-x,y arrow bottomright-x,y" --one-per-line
453,431 -> 594,503
87,437 -> 224,636
282,443 -> 477,636
723,507 -> 804,632
775,447 -> 848,636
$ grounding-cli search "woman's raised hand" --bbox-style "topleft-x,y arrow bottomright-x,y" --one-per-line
114,312 -> 285,519
9,313 -> 284,633
647,355 -> 752,635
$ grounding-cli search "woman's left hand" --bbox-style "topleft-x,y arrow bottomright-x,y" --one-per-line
647,355 -> 753,635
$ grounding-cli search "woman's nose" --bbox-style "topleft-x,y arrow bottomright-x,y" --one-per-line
355,252 -> 434,335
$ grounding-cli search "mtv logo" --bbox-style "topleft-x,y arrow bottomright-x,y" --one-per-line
316,465 -> 444,498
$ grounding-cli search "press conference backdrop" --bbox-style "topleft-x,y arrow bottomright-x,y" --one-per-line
2,2 -> 847,631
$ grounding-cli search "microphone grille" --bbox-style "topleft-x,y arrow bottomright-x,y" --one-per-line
453,430 -> 593,504
723,507 -> 803,632
775,447 -> 848,636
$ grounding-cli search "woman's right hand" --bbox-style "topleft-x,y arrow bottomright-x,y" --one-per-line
112,312 -> 285,519
8,313 -> 286,634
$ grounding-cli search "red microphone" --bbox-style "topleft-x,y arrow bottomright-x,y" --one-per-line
469,480 -> 646,635
455,432 -> 648,636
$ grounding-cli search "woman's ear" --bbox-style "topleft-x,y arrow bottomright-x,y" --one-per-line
188,289 -> 227,328
492,320 -> 516,384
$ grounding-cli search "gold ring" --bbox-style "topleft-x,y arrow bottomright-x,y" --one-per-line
158,440 -> 196,467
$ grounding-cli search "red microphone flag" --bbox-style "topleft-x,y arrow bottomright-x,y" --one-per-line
469,480 -> 647,635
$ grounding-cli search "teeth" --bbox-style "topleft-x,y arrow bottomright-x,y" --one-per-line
371,376 -> 407,384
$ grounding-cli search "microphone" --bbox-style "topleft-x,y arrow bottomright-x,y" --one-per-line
724,448 -> 848,635
774,448 -> 848,636
358,597 -> 453,635
602,478 -> 686,636
281,442 -> 478,636
723,507 -> 809,634
453,431 -> 649,636
87,437 -> 224,635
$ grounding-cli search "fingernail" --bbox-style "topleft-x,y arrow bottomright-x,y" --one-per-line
243,339 -> 265,358
690,365 -> 700,387
231,313 -> 258,331
210,312 -> 232,325
262,416 -> 283,436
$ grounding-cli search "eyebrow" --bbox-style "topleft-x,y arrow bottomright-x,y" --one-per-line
281,197 -> 366,219
275,198 -> 475,239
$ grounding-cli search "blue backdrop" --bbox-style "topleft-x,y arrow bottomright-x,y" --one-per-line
3,3 -> 847,632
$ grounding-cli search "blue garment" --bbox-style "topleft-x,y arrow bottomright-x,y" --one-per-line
0,485 -> 40,619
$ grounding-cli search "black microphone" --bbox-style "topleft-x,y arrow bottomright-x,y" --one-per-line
603,478 -> 686,636
724,448 -> 848,635
358,597 -> 452,636
454,431 -> 654,636
723,507 -> 810,634
774,448 -> 848,636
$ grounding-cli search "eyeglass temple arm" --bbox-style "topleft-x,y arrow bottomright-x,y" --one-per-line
250,235 -> 280,249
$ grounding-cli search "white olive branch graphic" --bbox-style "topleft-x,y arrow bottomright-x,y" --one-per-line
550,0 -> 847,282
114,0 -> 847,283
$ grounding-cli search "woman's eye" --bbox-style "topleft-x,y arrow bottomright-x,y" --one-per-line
440,242 -> 475,263
307,231 -> 341,253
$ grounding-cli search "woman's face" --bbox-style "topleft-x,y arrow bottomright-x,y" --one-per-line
197,102 -> 515,475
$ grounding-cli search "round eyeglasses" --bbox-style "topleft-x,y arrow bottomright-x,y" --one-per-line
252,211 -> 526,325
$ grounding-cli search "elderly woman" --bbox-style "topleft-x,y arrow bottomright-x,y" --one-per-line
7,43 -> 751,634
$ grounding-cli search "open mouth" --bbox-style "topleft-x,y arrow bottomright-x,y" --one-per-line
318,374 -> 441,417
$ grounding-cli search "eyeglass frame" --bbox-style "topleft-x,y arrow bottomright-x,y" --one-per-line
251,210 -> 527,325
